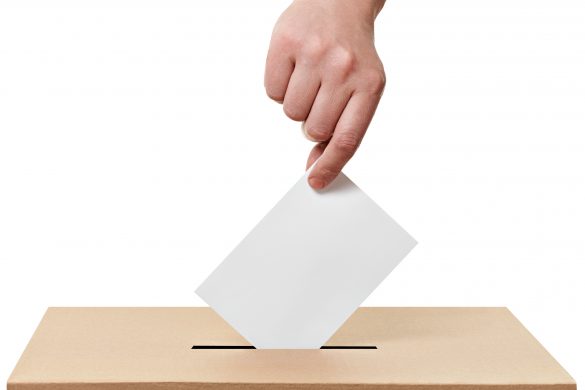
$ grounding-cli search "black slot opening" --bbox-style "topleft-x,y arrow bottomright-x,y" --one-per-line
191,345 -> 377,350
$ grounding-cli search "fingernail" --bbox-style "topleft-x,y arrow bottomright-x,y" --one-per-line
308,177 -> 326,189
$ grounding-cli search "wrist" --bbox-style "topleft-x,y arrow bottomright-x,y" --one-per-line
292,0 -> 385,25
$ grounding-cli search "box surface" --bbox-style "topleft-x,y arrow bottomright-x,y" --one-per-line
8,307 -> 575,390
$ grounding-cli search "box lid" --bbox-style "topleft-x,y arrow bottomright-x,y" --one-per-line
8,307 -> 575,389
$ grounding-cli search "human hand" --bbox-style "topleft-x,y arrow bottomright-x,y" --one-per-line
265,0 -> 386,189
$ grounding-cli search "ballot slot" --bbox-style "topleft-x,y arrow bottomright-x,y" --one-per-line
191,345 -> 377,350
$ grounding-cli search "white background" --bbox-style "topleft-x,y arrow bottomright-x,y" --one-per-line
1,0 -> 583,383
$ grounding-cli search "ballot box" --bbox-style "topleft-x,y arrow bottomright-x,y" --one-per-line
8,307 -> 575,390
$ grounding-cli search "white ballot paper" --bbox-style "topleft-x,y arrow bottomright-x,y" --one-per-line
196,170 -> 416,349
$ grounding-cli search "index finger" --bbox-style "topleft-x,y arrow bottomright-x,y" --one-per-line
307,91 -> 381,189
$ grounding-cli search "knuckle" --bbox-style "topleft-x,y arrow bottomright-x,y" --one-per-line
328,47 -> 356,78
300,38 -> 326,64
272,29 -> 299,51
265,87 -> 284,103
283,102 -> 306,121
333,132 -> 361,155
306,125 -> 332,142
362,68 -> 386,95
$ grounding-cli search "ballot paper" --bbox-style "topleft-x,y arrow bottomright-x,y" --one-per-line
196,170 -> 416,349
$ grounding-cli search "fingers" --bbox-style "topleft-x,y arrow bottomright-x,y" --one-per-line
308,91 -> 381,189
264,46 -> 294,103
282,66 -> 320,121
302,86 -> 352,142
306,142 -> 326,170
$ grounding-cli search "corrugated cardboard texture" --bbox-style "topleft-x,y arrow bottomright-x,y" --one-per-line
8,307 -> 575,390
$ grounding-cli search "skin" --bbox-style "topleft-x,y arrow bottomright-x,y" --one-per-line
265,0 -> 386,189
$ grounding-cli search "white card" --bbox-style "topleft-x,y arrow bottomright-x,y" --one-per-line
196,170 -> 416,349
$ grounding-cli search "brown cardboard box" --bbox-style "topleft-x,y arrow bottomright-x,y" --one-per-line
8,307 -> 575,390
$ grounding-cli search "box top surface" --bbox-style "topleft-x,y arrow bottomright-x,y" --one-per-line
9,307 -> 574,389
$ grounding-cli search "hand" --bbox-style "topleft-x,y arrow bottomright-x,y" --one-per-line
265,0 -> 386,189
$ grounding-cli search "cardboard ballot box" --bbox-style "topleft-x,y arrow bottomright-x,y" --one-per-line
8,307 -> 575,390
